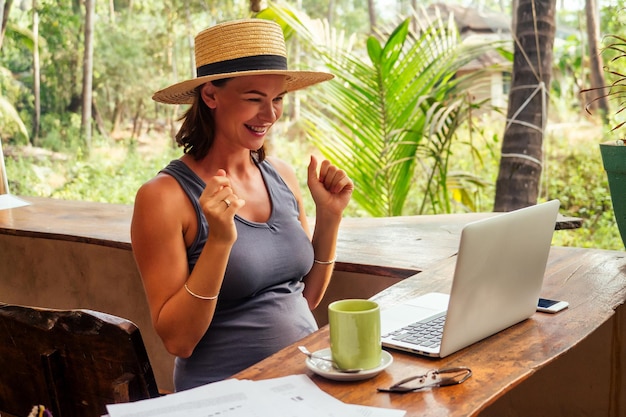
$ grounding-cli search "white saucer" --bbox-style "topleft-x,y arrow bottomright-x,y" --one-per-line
304,348 -> 393,381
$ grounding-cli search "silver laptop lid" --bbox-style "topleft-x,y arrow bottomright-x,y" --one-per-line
439,199 -> 560,357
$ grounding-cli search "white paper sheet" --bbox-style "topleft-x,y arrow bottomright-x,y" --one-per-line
0,194 -> 30,210
252,375 -> 405,417
105,375 -> 405,417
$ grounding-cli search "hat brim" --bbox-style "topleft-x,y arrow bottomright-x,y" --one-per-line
152,70 -> 334,105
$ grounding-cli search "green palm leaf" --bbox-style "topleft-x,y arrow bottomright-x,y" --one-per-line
270,4 -> 504,216
0,95 -> 29,141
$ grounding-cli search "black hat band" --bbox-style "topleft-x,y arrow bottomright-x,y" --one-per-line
197,55 -> 288,77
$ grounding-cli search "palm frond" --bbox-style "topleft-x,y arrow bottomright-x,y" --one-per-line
270,3 -> 503,216
0,95 -> 29,141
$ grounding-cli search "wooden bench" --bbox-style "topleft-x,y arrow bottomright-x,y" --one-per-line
0,303 -> 160,417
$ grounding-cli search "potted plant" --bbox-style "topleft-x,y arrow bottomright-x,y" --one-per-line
582,34 -> 626,248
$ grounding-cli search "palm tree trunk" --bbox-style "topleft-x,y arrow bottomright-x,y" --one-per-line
494,0 -> 557,211
81,0 -> 95,150
585,0 -> 609,121
367,0 -> 376,34
32,0 -> 40,145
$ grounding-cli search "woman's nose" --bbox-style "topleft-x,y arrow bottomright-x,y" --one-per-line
259,102 -> 279,122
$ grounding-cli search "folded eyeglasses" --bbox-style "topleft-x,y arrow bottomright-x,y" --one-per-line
377,367 -> 472,393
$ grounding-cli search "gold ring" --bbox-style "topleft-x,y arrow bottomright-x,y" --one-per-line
222,198 -> 231,208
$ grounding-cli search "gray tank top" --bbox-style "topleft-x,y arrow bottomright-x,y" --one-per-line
160,159 -> 317,391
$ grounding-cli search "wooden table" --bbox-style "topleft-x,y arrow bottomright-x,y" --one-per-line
234,246 -> 626,416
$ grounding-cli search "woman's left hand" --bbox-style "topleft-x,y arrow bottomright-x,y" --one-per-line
307,155 -> 354,216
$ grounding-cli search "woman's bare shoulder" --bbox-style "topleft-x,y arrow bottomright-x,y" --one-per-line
133,172 -> 191,225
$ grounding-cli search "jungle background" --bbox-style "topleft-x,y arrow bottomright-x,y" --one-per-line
0,0 -> 624,249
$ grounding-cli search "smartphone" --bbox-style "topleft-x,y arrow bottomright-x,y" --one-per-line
537,298 -> 569,313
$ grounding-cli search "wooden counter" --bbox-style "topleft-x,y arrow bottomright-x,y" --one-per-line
234,246 -> 626,416
0,196 -> 581,276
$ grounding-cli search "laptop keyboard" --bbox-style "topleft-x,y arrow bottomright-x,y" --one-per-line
383,314 -> 446,348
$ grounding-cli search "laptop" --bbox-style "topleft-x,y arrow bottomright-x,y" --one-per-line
380,199 -> 560,358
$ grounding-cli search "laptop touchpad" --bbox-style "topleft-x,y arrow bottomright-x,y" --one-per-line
381,293 -> 449,334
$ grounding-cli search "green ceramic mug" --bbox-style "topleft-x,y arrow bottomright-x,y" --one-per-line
328,299 -> 381,370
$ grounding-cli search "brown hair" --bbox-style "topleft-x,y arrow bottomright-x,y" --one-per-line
175,80 -> 266,162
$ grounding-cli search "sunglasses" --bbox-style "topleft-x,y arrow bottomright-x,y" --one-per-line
377,367 -> 472,393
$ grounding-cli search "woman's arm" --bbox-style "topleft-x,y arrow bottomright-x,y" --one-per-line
269,155 -> 353,309
130,170 -> 242,358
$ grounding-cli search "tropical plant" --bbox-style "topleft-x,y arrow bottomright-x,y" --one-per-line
0,15 -> 35,145
264,4 -> 507,217
580,32 -> 626,249
582,34 -> 626,136
0,92 -> 29,142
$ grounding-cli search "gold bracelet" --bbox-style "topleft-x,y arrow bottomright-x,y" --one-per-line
314,257 -> 336,265
184,283 -> 219,300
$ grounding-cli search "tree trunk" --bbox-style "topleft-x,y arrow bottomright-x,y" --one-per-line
511,0 -> 519,33
185,0 -> 194,79
494,0 -> 557,212
367,0 -> 376,34
327,0 -> 333,27
81,0 -> 95,150
585,0 -> 609,121
111,99 -> 124,136
0,142 -> 8,194
131,99 -> 144,142
32,0 -> 40,145
0,0 -> 13,50
250,0 -> 261,13
92,99 -> 108,139
109,0 -> 115,24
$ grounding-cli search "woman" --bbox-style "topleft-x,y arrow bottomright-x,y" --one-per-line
130,18 -> 353,391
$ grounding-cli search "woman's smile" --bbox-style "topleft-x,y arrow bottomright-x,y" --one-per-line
246,124 -> 269,135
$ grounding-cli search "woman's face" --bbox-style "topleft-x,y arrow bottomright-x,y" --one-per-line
202,74 -> 287,151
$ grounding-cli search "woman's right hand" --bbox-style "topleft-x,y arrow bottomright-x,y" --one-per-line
199,169 -> 245,244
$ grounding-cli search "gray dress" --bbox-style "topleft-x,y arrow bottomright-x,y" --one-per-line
160,159 -> 318,391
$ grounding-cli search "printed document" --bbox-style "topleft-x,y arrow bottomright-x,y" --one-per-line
105,374 -> 405,417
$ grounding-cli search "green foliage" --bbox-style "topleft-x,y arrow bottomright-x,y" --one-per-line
601,0 -> 626,41
299,0 -> 369,34
38,112 -> 83,152
0,66 -> 29,144
271,4 -> 507,216
544,140 -> 621,250
3,154 -> 40,195
36,1 -> 83,115
0,94 -> 29,144
581,33 -> 626,138
551,34 -> 586,119
5,139 -> 180,204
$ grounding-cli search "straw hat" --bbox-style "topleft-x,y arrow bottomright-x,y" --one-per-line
152,19 -> 334,104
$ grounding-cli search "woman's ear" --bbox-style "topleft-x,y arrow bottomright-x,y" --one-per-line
200,83 -> 217,109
